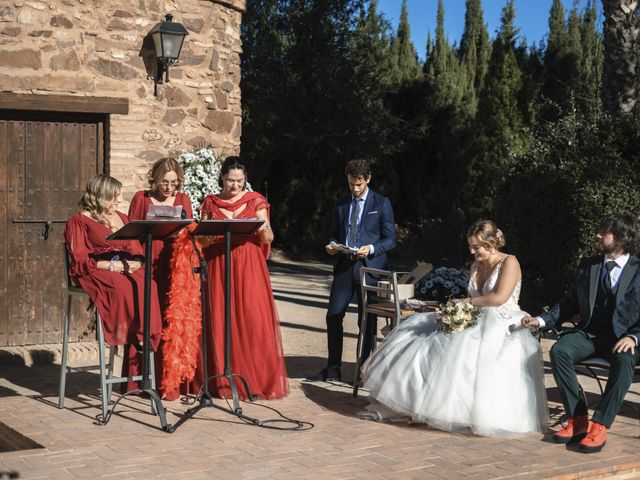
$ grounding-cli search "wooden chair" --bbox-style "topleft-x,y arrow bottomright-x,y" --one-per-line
59,245 -> 156,422
352,267 -> 407,398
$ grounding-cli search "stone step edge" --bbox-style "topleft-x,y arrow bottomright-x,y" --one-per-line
0,342 -> 112,367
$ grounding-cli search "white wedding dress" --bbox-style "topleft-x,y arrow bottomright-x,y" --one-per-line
361,257 -> 548,436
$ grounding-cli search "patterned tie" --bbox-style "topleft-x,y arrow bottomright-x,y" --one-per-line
602,261 -> 617,293
348,198 -> 360,247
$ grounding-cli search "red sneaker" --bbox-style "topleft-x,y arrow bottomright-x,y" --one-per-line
552,415 -> 589,443
579,421 -> 607,453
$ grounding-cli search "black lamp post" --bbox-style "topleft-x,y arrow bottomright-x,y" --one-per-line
150,13 -> 189,96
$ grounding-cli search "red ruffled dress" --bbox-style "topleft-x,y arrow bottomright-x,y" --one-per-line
198,192 -> 289,400
64,212 -> 162,351
125,191 -> 193,398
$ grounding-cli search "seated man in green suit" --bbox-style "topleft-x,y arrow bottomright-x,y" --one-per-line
522,213 -> 640,453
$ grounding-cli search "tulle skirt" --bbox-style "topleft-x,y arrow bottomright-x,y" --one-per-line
361,307 -> 548,436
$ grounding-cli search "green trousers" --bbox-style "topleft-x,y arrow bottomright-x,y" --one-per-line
550,330 -> 640,427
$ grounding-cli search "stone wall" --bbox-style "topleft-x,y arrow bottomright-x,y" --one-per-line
0,0 -> 245,201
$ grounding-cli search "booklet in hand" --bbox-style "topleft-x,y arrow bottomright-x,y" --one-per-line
330,241 -> 359,254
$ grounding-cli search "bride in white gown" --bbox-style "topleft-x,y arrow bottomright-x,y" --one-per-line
361,220 -> 548,436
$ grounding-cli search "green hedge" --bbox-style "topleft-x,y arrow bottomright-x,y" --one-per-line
496,109 -> 640,312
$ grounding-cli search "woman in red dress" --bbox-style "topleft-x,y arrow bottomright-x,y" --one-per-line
64,174 -> 162,361
127,157 -> 193,399
199,156 -> 289,400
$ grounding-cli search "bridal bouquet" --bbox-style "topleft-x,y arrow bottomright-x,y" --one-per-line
437,299 -> 479,333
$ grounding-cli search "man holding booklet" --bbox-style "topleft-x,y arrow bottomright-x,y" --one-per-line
307,159 -> 396,382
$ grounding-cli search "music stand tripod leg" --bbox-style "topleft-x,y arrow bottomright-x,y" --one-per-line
222,227 -> 255,413
100,231 -> 170,429
165,233 -> 216,432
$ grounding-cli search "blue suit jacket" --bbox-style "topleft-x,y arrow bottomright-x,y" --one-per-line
540,255 -> 640,339
329,189 -> 396,270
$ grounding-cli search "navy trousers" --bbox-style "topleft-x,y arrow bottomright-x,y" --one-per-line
326,256 -> 377,368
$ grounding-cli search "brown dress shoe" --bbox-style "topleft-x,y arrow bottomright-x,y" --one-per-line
579,421 -> 607,453
553,415 -> 589,443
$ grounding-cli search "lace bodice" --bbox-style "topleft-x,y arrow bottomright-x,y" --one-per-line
467,255 -> 521,311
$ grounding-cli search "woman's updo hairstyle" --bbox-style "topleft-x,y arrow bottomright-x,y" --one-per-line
218,156 -> 247,189
467,219 -> 506,250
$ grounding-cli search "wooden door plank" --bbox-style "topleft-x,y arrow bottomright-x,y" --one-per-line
41,121 -> 66,343
24,121 -> 45,345
6,121 -> 26,346
0,122 -> 8,346
63,122 -> 92,342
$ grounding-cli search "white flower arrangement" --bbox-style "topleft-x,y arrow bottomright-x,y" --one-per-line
178,147 -> 251,219
415,266 -> 469,302
437,298 -> 479,333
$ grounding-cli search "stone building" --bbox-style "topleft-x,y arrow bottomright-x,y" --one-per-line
0,0 -> 246,347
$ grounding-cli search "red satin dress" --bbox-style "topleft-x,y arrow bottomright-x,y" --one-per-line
64,212 -> 162,350
199,192 -> 289,400
125,190 -> 193,398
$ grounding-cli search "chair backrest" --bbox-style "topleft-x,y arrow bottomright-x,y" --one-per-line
63,244 -> 86,294
360,267 -> 402,320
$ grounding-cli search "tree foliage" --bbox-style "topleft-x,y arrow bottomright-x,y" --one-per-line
240,0 -> 640,304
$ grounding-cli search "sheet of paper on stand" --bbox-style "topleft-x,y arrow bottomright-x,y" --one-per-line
147,204 -> 183,219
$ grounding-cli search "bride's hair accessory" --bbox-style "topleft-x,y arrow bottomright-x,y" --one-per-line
467,220 -> 506,249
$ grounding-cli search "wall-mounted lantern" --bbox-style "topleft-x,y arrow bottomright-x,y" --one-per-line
149,14 -> 189,96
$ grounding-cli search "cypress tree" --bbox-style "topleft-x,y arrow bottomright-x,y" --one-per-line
425,0 -> 464,109
389,0 -> 421,86
459,0 -> 490,112
547,0 -> 568,57
464,0 -> 525,216
541,0 -> 582,117
579,0 -> 602,105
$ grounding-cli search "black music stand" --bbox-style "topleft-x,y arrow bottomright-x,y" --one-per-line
107,219 -> 192,432
192,219 -> 263,415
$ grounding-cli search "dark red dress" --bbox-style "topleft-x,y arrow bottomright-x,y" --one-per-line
64,212 -> 162,350
199,192 -> 289,400
128,190 -> 193,310
126,190 -> 193,397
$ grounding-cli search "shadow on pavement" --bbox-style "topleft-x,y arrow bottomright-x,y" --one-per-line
298,381 -> 366,417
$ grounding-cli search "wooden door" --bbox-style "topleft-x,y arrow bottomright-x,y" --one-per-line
0,111 -> 104,346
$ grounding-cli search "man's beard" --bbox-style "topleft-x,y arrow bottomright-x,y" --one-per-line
597,240 -> 622,255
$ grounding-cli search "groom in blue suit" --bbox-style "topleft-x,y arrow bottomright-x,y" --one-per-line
309,159 -> 396,382
522,213 -> 640,453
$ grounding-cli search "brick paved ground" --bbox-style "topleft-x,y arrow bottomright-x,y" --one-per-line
1,257 -> 640,479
